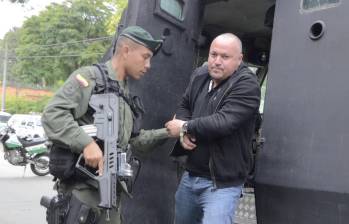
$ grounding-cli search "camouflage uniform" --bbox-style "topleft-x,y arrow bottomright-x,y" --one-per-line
42,27 -> 166,223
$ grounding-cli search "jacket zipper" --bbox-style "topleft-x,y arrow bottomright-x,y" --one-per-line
208,75 -> 239,189
208,73 -> 241,191
209,158 -> 217,190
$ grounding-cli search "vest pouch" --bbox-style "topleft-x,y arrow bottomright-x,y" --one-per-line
49,144 -> 79,180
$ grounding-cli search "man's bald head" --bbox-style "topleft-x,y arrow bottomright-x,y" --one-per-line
212,33 -> 242,54
208,33 -> 243,86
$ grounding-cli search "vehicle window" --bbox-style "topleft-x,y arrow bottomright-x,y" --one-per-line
302,0 -> 340,11
34,118 -> 42,126
160,0 -> 184,20
27,121 -> 34,127
0,115 -> 10,123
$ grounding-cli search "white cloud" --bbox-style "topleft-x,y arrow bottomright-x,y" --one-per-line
0,0 -> 64,39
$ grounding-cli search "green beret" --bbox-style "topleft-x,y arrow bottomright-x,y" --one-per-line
120,26 -> 163,55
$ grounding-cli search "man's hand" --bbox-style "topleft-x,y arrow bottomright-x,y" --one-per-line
181,134 -> 197,150
83,141 -> 104,175
165,119 -> 185,138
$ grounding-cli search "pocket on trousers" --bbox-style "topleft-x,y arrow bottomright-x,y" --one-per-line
65,194 -> 100,224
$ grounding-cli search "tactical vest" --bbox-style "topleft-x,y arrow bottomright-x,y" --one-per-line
49,63 -> 144,180
91,63 -> 144,137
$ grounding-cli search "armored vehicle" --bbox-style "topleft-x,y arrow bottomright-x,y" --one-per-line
103,0 -> 347,223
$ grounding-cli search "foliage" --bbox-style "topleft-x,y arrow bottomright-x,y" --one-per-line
13,0 -> 117,87
0,28 -> 20,83
1,0 -> 128,114
105,0 -> 128,35
3,95 -> 52,114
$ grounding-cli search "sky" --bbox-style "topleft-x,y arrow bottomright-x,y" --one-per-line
0,0 -> 64,39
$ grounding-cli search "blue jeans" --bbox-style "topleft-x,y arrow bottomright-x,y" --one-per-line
174,171 -> 242,224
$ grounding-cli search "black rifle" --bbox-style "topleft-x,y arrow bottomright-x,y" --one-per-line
76,93 -> 133,221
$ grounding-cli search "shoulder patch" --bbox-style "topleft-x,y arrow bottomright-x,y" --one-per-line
75,74 -> 89,87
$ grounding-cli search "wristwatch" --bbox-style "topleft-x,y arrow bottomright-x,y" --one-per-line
180,121 -> 188,143
182,122 -> 189,134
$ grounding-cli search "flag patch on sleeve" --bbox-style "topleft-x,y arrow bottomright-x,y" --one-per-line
75,74 -> 89,87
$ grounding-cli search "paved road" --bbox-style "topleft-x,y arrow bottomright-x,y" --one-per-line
0,146 -> 55,224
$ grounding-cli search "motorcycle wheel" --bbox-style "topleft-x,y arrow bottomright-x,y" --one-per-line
30,153 -> 50,176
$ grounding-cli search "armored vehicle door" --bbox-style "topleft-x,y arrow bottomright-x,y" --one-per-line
111,1 -> 203,223
255,0 -> 349,223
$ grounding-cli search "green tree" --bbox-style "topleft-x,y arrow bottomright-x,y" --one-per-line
0,28 -> 21,84
4,95 -> 51,114
13,0 -> 116,86
105,0 -> 128,34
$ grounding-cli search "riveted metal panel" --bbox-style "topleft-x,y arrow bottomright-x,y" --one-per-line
256,0 -> 349,223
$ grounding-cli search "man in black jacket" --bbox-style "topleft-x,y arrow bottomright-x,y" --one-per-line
165,33 -> 260,224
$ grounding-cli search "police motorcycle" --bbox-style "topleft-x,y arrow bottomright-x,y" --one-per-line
0,125 -> 50,176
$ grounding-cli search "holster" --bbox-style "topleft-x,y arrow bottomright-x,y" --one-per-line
40,193 -> 99,224
40,194 -> 69,224
65,194 -> 99,224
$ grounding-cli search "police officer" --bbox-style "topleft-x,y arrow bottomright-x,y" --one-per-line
41,26 -> 168,224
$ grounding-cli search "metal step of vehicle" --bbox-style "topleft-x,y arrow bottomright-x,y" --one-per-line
235,188 -> 257,224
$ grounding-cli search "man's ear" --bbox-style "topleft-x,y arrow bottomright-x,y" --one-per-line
238,53 -> 243,64
121,44 -> 130,59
